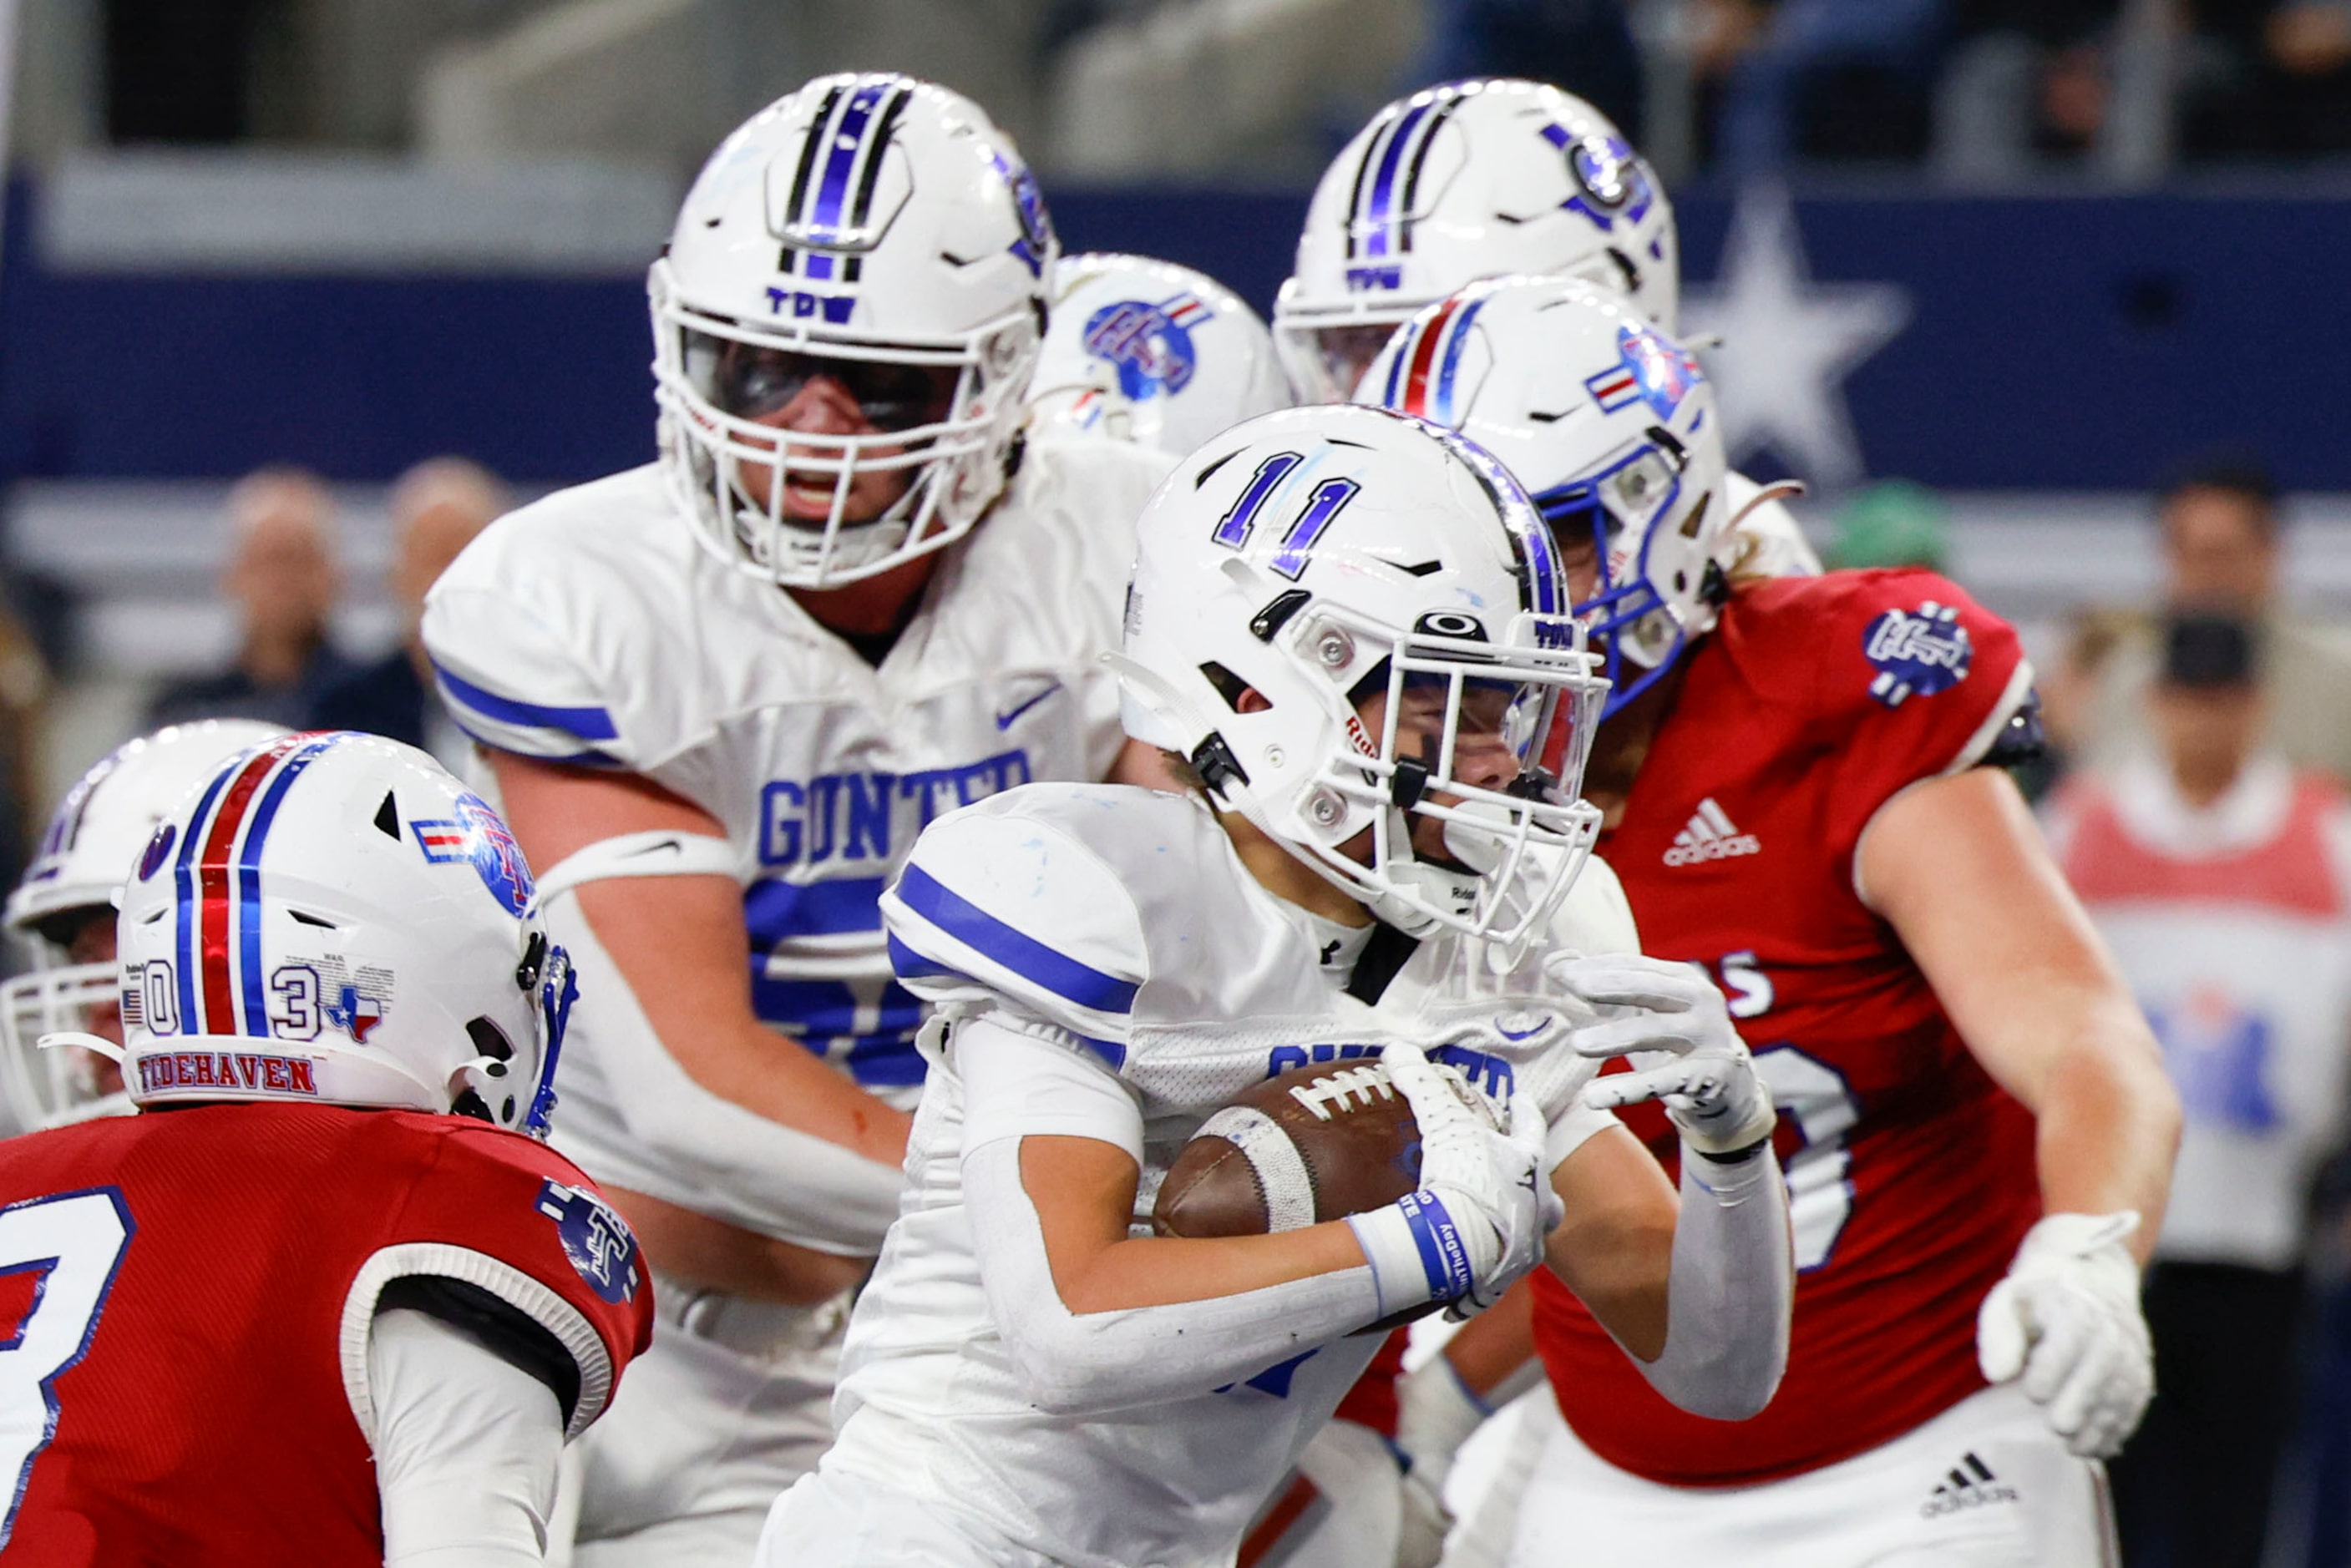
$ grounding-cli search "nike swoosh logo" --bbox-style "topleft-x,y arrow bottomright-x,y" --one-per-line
1497,1021 -> 1548,1042
996,680 -> 1062,731
621,837 -> 682,857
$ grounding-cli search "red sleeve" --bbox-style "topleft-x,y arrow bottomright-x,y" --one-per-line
1799,569 -> 2029,864
367,1116 -> 656,1438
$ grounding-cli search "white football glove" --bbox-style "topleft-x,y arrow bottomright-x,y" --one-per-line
1392,1357 -> 1487,1568
1550,954 -> 1778,1156
1977,1211 -> 2152,1459
1347,1042 -> 1560,1323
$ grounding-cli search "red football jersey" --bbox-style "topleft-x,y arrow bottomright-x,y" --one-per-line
1531,570 -> 2041,1486
0,1103 -> 653,1565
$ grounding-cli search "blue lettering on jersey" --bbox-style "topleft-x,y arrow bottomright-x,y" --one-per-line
535,1179 -> 642,1306
757,750 -> 1032,867
1264,1040 -> 1516,1101
1863,603 -> 1973,708
743,750 -> 1029,1090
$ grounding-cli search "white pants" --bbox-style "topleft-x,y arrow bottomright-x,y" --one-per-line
1502,1383 -> 2117,1567
557,1278 -> 849,1568
1245,1419 -> 1403,1568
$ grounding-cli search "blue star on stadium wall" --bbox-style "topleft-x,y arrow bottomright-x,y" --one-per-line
1682,183 -> 1913,492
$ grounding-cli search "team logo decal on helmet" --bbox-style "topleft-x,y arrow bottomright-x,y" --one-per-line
1863,603 -> 1973,707
413,792 -> 535,918
989,147 -> 1056,277
537,1178 -> 643,1306
1546,126 -> 1654,233
1082,295 -> 1205,400
1584,322 -> 1703,422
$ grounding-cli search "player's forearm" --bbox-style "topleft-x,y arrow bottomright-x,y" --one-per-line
2028,1004 -> 2181,1265
1636,1143 -> 1792,1420
575,880 -> 912,1164
971,1139 -> 1381,1414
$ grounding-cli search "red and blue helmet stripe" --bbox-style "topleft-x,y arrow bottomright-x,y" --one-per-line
168,731 -> 356,1039
1381,286 -> 1491,425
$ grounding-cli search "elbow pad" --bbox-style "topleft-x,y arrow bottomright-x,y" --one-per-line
541,879 -> 904,1255
960,1138 -> 1381,1416
1635,1145 -> 1793,1421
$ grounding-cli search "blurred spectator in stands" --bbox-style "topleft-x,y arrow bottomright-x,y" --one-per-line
1822,478 -> 1949,571
2046,613 -> 2351,1568
308,458 -> 508,771
2085,453 -> 2351,785
2012,605 -> 2132,802
145,468 -> 355,732
1933,1 -> 2125,179
2181,0 -> 2351,157
1417,0 -> 1644,137
1711,0 -> 1951,173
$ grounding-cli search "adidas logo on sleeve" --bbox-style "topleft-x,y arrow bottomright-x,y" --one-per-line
1663,797 -> 1762,867
1919,1451 -> 2019,1518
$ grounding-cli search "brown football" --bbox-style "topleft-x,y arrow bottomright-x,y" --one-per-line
1153,1058 -> 1437,1239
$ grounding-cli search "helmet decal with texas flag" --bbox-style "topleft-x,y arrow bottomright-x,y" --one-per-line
412,792 -> 535,917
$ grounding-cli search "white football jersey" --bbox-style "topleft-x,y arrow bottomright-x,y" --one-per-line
821,782 -> 1631,1568
419,440 -> 1168,1196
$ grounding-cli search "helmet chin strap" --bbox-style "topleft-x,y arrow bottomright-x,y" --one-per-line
38,1031 -> 124,1064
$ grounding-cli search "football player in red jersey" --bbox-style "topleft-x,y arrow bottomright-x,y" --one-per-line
0,730 -> 652,1565
1362,276 -> 2181,1565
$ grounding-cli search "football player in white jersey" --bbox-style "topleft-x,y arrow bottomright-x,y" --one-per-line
1273,76 -> 1820,584
419,73 -> 1170,1565
1029,251 -> 1290,457
753,405 -> 1796,1568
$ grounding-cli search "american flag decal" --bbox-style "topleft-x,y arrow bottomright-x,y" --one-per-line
1583,366 -> 1641,412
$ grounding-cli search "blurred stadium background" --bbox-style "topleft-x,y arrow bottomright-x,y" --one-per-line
4,0 -> 2350,805
5,2 -> 2351,1563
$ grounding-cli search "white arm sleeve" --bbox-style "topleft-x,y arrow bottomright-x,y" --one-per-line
369,1307 -> 565,1568
1628,1144 -> 1794,1421
955,1013 -> 1384,1418
545,882 -> 904,1255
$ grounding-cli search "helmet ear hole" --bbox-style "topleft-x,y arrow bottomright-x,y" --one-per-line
449,1088 -> 494,1124
465,1018 -> 514,1062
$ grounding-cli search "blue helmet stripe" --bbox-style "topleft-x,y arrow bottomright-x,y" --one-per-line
1433,293 -> 1487,425
1360,99 -> 1434,260
808,78 -> 895,239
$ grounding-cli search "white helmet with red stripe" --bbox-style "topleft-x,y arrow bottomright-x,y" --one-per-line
1273,78 -> 1676,403
1111,403 -> 1606,947
0,719 -> 290,1130
1028,253 -> 1290,456
99,731 -> 575,1134
1359,275 -> 1730,718
651,71 -> 1056,589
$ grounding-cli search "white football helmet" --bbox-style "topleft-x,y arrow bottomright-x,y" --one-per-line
1274,78 -> 1677,404
651,72 -> 1057,589
1360,276 -> 1731,717
1029,253 -> 1290,456
0,720 -> 291,1130
89,732 -> 574,1134
1114,404 -> 1607,947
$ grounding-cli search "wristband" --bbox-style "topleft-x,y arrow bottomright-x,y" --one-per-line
1348,1191 -> 1474,1318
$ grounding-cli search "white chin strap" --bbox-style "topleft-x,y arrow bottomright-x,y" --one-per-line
535,831 -> 744,902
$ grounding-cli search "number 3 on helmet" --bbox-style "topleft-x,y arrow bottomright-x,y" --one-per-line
93,733 -> 575,1135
